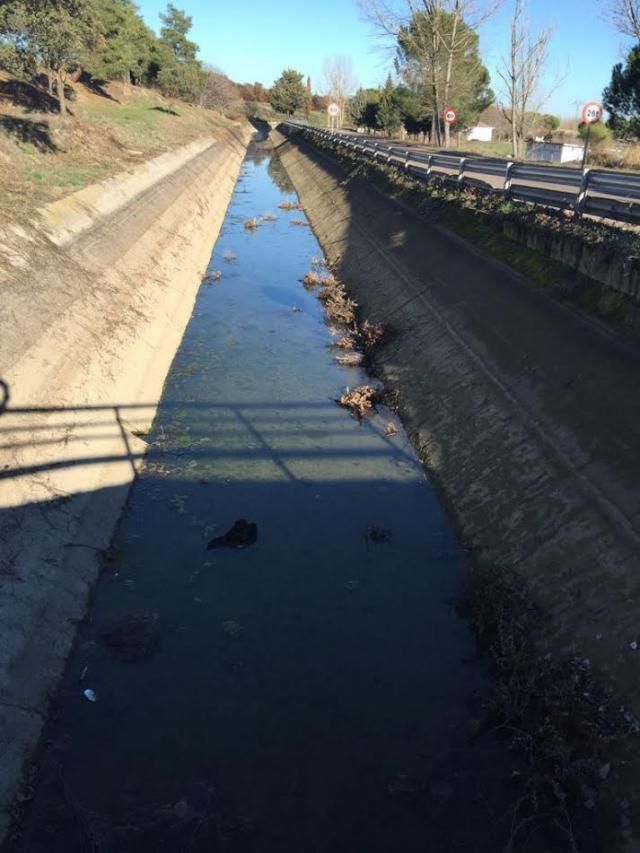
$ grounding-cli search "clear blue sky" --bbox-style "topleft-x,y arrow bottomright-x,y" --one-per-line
136,0 -> 630,118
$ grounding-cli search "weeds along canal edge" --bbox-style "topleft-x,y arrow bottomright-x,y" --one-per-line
288,154 -> 636,851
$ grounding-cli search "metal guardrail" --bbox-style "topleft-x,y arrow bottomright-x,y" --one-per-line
283,122 -> 640,226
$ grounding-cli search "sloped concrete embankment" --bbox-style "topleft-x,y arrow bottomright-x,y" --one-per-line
0,124 -> 252,837
275,129 -> 640,719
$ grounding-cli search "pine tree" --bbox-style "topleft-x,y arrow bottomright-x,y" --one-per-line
270,69 -> 306,115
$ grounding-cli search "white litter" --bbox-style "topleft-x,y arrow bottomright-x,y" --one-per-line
83,688 -> 97,703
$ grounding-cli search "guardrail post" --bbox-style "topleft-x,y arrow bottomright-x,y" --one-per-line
504,161 -> 515,197
575,168 -> 590,218
457,157 -> 467,187
404,150 -> 410,170
426,155 -> 433,179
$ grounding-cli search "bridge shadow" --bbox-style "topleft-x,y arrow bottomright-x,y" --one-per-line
0,378 -> 522,853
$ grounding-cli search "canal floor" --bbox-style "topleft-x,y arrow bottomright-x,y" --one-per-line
7,145 -> 521,852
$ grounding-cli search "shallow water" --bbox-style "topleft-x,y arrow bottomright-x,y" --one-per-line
7,145 -> 520,852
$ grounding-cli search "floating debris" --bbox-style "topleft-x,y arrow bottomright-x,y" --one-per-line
222,620 -> 245,639
207,519 -> 258,550
290,220 -> 309,227
338,385 -> 380,418
222,250 -> 237,263
203,270 -> 222,284
302,271 -> 322,288
278,201 -> 304,211
368,524 -> 392,544
261,213 -> 278,222
83,689 -> 97,703
335,352 -> 365,367
384,422 -> 398,436
334,335 -> 355,350
244,217 -> 259,230
291,306 -> 304,313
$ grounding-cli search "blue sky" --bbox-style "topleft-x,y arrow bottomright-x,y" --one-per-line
136,0 -> 631,118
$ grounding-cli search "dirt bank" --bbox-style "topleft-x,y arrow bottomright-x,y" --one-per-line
275,127 -> 640,841
0,122 -> 252,839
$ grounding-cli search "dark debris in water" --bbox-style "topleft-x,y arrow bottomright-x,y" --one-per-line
207,519 -> 258,550
368,525 -> 392,544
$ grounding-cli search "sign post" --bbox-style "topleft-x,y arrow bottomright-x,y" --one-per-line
443,108 -> 457,148
581,101 -> 603,169
327,102 -> 340,130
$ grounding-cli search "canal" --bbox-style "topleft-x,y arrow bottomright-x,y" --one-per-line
6,140 -> 518,852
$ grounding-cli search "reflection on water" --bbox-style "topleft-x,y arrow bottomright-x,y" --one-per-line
7,145 -> 518,853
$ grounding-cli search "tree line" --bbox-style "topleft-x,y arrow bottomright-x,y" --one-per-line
0,0 -> 250,115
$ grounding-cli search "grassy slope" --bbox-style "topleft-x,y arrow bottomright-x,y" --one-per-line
0,73 -> 235,222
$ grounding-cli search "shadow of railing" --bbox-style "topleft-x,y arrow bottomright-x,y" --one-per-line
0,393 -> 418,490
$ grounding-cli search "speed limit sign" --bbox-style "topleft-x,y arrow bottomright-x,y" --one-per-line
581,102 -> 603,125
327,103 -> 340,117
443,108 -> 457,125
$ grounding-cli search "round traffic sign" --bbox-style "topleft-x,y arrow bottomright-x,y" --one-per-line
443,108 -> 457,125
581,102 -> 603,125
327,102 -> 340,117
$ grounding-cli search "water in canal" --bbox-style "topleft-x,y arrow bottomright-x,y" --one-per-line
7,143 -> 517,852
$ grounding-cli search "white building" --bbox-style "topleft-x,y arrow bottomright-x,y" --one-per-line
467,124 -> 495,142
525,141 -> 584,164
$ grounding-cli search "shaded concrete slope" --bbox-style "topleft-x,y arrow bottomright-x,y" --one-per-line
276,129 -> 640,700
0,123 -> 252,839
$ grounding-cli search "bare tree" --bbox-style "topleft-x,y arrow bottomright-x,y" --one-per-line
600,0 -> 640,38
198,65 -> 244,115
497,0 -> 553,158
359,0 -> 502,146
323,55 -> 357,127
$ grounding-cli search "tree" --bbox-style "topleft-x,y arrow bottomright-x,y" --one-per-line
348,87 -> 380,132
0,0 -> 96,113
540,113 -> 559,139
323,54 -> 356,128
395,7 -> 492,144
578,120 -> 611,145
198,65 -> 243,114
497,0 -> 553,158
159,3 -> 197,62
89,0 -> 156,85
603,44 -> 640,138
360,0 -> 501,146
599,0 -> 640,39
270,68 -> 306,115
377,74 -> 403,135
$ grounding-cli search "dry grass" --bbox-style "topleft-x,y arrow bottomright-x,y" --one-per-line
357,319 -> 386,350
0,73 -> 235,224
460,563 -> 628,848
334,334 -> 356,349
317,274 -> 357,325
338,385 -> 380,417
